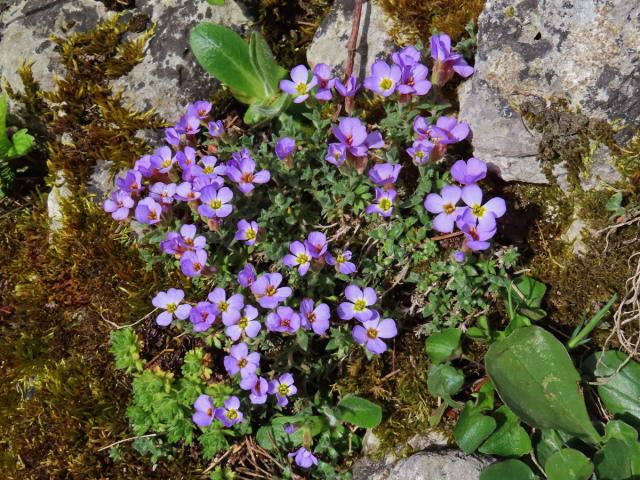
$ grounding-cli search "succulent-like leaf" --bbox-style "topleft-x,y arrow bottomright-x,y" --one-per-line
545,448 -> 593,480
425,327 -> 462,364
455,401 -> 497,453
336,395 -> 382,428
480,459 -> 539,480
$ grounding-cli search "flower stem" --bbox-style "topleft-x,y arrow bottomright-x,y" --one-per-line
344,0 -> 363,114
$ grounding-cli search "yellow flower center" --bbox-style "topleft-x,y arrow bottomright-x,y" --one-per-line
226,409 -> 238,420
238,358 -> 248,368
307,312 -> 316,323
241,172 -> 255,183
209,199 -> 222,210
245,228 -> 256,241
277,384 -> 290,396
266,285 -> 277,296
472,204 -> 486,218
297,253 -> 310,265
238,317 -> 249,329
203,166 -> 214,174
218,301 -> 228,312
354,298 -> 367,312
166,303 -> 177,313
295,83 -> 308,95
443,203 -> 456,215
379,197 -> 392,212
161,159 -> 172,168
367,327 -> 379,339
148,210 -> 158,220
379,77 -> 393,90
336,254 -> 346,264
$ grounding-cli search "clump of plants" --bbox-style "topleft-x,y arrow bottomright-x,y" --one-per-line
0,94 -> 34,196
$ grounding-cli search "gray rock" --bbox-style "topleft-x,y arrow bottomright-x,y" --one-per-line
459,0 -> 640,185
112,0 -> 253,122
306,0 -> 394,78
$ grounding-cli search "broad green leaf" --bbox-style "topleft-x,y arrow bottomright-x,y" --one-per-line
603,420 -> 638,443
336,395 -> 382,428
584,350 -> 640,423
243,92 -> 290,125
479,406 -> 532,457
480,460 -> 538,480
425,327 -> 462,364
594,438 -> 640,480
256,415 -> 325,451
248,32 -> 286,95
485,326 -> 601,444
535,429 -> 567,468
189,23 -> 266,104
455,402 -> 497,453
6,129 -> 34,159
427,364 -> 464,407
545,448 -> 593,480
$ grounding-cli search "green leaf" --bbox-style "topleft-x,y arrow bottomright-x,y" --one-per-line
427,364 -> 464,407
603,420 -> 639,443
485,326 -> 601,444
0,94 -> 7,139
480,460 -> 538,480
512,277 -> 546,308
189,23 -> 266,104
594,438 -> 640,480
243,92 -> 290,125
6,128 -> 34,159
455,402 -> 497,453
545,448 -> 593,480
256,415 -> 325,451
248,32 -> 286,95
479,406 -> 532,457
207,0 -> 225,4
535,429 -> 567,468
584,350 -> 640,424
425,328 -> 462,364
336,395 -> 382,428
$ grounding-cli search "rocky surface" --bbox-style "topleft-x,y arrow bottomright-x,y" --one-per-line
459,0 -> 640,184
306,0 -> 394,78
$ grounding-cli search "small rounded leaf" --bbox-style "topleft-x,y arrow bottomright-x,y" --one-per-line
545,448 -> 593,480
480,459 -> 538,480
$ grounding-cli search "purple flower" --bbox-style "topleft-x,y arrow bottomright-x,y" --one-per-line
134,197 -> 162,224
224,342 -> 260,378
187,100 -> 212,119
208,288 -> 244,324
251,273 -> 292,309
240,374 -> 269,405
365,188 -> 396,217
266,306 -> 301,334
424,185 -> 464,233
163,224 -> 206,257
238,263 -> 256,288
332,117 -> 384,158
352,313 -> 397,354
161,232 -> 182,256
175,181 -> 201,202
451,157 -> 487,185
215,396 -> 243,427
134,154 -> 154,177
364,60 -> 402,96
189,301 -> 217,332
208,120 -> 225,137
283,241 -> 312,276
165,127 -> 182,147
180,115 -> 202,135
103,190 -> 134,220
284,424 -> 297,434
335,74 -> 360,97
269,373 -> 297,406
406,139 -> 435,166
224,304 -> 261,341
198,186 -> 233,218
235,219 -> 259,246
116,170 -> 143,195
151,146 -> 175,173
454,250 -> 466,263
326,250 -> 356,275
176,146 -> 197,170
397,63 -> 431,96
149,182 -> 176,205
300,298 -> 330,335
193,394 -> 215,427
457,210 -> 497,251
280,65 -> 318,103
180,249 -> 208,277
461,184 -> 506,231
289,447 -> 318,469
305,231 -> 328,259
415,115 -> 470,145
313,63 -> 335,101
368,163 -> 402,187
337,284 -> 377,321
228,148 -> 253,170
430,33 -> 474,86
325,143 -> 347,166
200,155 -> 226,176
227,158 -> 271,195
391,46 -> 421,68
192,171 -> 224,192
275,137 -> 296,160
152,288 -> 191,326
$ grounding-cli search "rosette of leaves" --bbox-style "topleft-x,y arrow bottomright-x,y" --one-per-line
0,94 -> 34,196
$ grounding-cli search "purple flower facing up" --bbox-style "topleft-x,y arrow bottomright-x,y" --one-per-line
228,148 -> 253,170
407,139 -> 435,166
208,120 -> 225,137
312,63 -> 335,101
240,374 -> 269,405
208,288 -> 244,324
332,117 -> 384,158
352,313 -> 397,354
224,342 -> 260,378
251,273 -> 292,309
187,100 -> 212,119
180,249 -> 208,277
200,155 -> 226,177
397,63 -> 431,96
235,219 -> 259,246
424,185 -> 464,233
275,137 -> 296,161
266,306 -> 301,334
192,172 -> 224,192
305,231 -> 328,259
364,60 -> 402,96
179,115 -> 201,135
215,396 -> 243,428
227,158 -> 271,195
299,298 -> 330,335
193,394 -> 215,427
337,285 -> 377,321
283,241 -> 312,276
189,301 -> 217,332
134,197 -> 162,224
198,186 -> 233,219
368,163 -> 402,187
149,182 -> 176,205
176,146 -> 197,170
116,169 -> 143,195
335,74 -> 360,97
461,184 -> 506,231
151,146 -> 175,173
269,373 -> 297,406
325,143 -> 347,166
224,304 -> 261,341
289,447 -> 318,469
162,224 -> 206,257
366,188 -> 396,218
413,115 -> 470,145
103,190 -> 134,220
457,209 -> 497,251
391,46 -> 421,68
451,157 -> 487,185
152,288 -> 191,326
238,263 -> 256,288
175,181 -> 201,202
326,250 -> 356,275
430,33 -> 474,86
280,65 -> 318,103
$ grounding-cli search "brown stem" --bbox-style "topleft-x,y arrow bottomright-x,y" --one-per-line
344,0 -> 363,114
430,231 -> 464,241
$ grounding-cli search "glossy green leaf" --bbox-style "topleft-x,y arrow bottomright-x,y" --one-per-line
336,395 -> 382,428
189,23 -> 266,104
485,326 -> 601,444
425,328 -> 462,364
584,350 -> 640,423
455,402 -> 497,453
535,429 -> 567,468
595,438 -> 640,480
248,32 -> 286,95
480,460 -> 538,480
427,364 -> 464,407
545,448 -> 593,480
603,420 -> 638,443
479,406 -> 532,457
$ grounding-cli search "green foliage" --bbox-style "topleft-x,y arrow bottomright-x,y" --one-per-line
479,459 -> 539,480
545,448 -> 593,480
477,406 -> 531,457
427,364 -> 464,407
455,402 -> 497,453
207,0 -> 225,4
336,395 -> 383,429
110,327 -> 145,373
425,327 -> 462,364
0,94 -> 34,196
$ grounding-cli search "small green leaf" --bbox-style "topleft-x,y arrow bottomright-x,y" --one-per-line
425,328 -> 462,364
603,420 -> 639,443
479,406 -> 532,457
256,415 -> 325,451
594,438 -> 640,480
427,364 -> 464,407
454,402 -> 497,453
336,395 -> 382,428
545,448 -> 593,480
6,128 -> 34,159
535,429 -> 567,468
207,0 -> 225,4
480,460 -> 538,480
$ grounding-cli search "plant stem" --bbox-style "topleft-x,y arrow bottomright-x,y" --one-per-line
567,294 -> 618,350
344,0 -> 363,114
